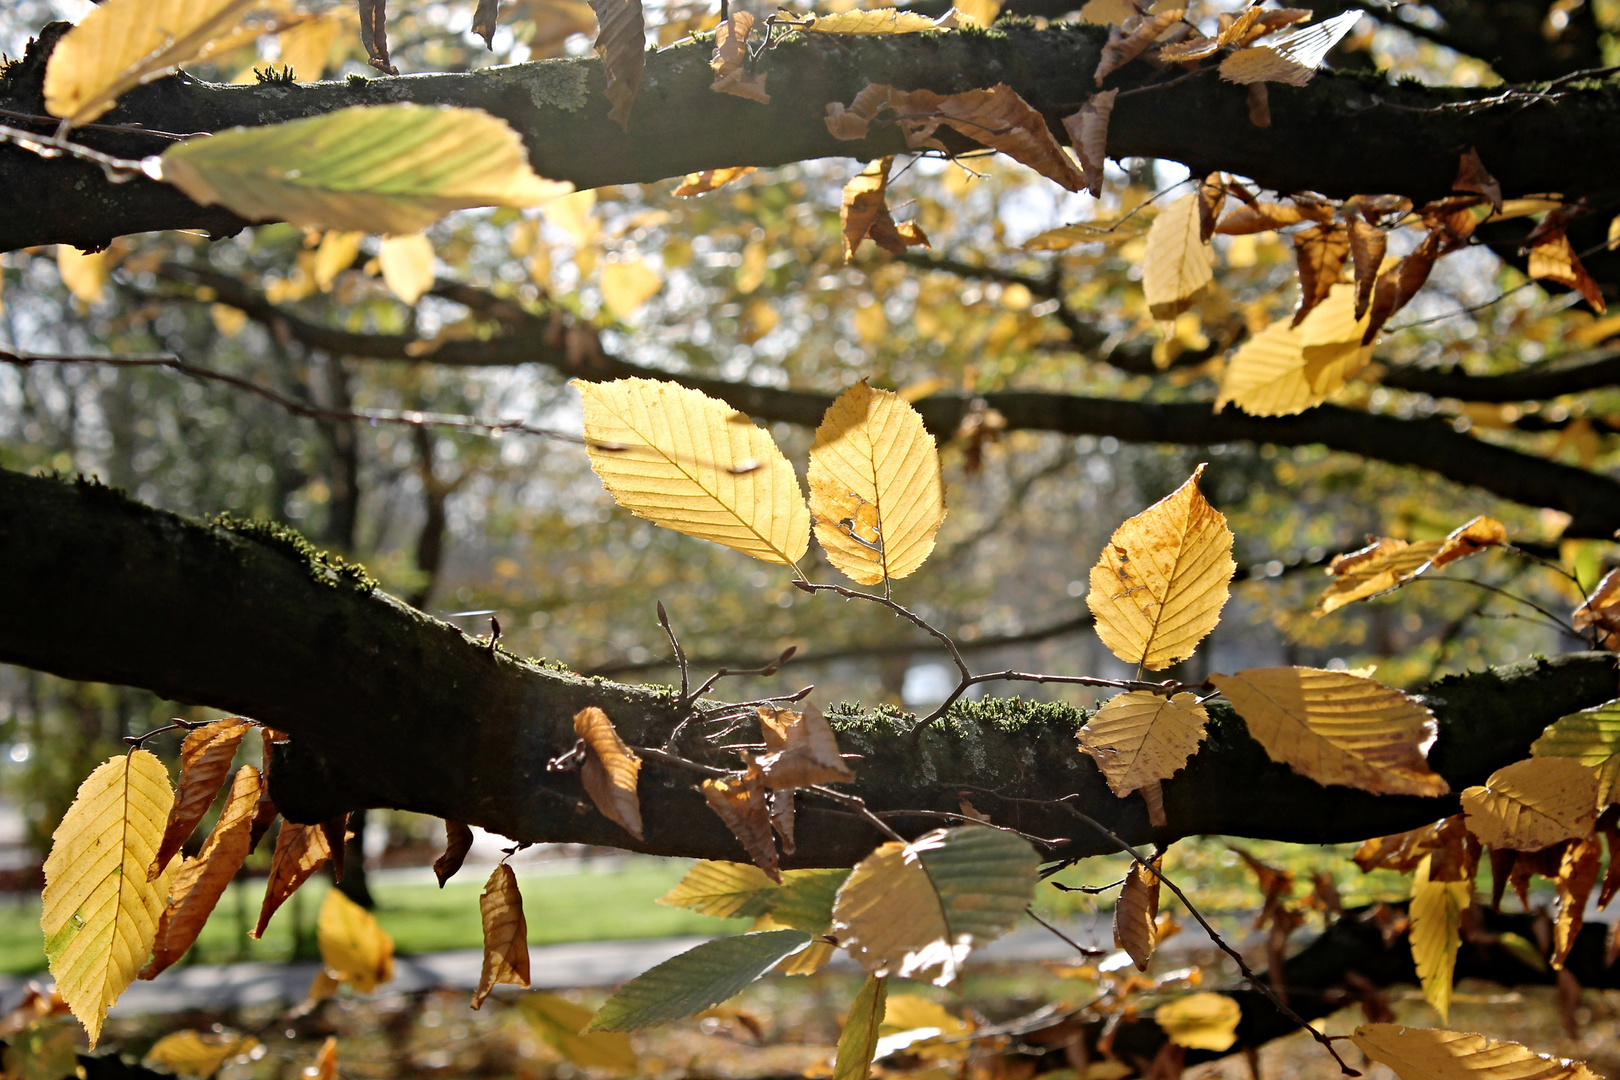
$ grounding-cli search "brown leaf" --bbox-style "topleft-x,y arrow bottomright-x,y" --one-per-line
1061,89 -> 1116,198
1245,82 -> 1271,127
358,0 -> 397,74
322,814 -> 349,883
1291,223 -> 1350,326
249,728 -> 283,852
1196,174 -> 1226,245
1114,856 -> 1161,970
703,765 -> 779,882
885,84 -> 1087,192
842,158 -> 894,261
674,166 -> 757,196
1574,568 -> 1620,651
1553,836 -> 1601,969
755,705 -> 856,790
142,765 -> 263,978
1528,225 -> 1607,314
151,718 -> 254,881
1557,967 -> 1583,1039
710,12 -> 769,104
1215,202 -> 1304,235
768,789 -> 796,854
589,0 -> 645,128
1362,228 -> 1442,343
1094,11 -> 1184,87
473,0 -> 500,48
252,821 -> 334,939
1428,515 -> 1508,569
1354,815 -> 1478,882
1156,33 -> 1219,62
825,84 -> 890,141
435,820 -> 475,887
1348,216 -> 1386,320
1489,846 -> 1515,910
1452,147 -> 1501,213
1421,194 -> 1489,245
1140,779 -> 1167,827
1602,825 -> 1620,908
574,706 -> 644,839
473,863 -> 530,1008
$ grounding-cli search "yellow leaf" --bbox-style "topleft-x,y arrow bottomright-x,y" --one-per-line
1079,691 -> 1209,798
809,9 -> 942,33
1534,701 -> 1620,806
1215,283 -> 1374,416
952,0 -> 1002,27
161,105 -> 573,235
575,378 -> 809,566
808,382 -> 945,585
308,1037 -> 338,1080
601,259 -> 662,317
1573,568 -> 1620,650
1217,11 -> 1362,87
317,889 -> 395,994
755,706 -> 857,790
274,14 -> 342,82
1086,464 -> 1234,671
1113,856 -> 1160,970
544,189 -> 599,246
142,1030 -> 261,1078
1461,756 -> 1598,850
312,230 -> 364,291
658,860 -> 779,918
1313,537 -> 1441,615
518,992 -> 638,1072
44,0 -> 263,125
573,706 -> 643,840
151,717 -> 253,880
378,234 -> 436,305
674,167 -> 757,196
210,304 -> 247,336
833,975 -> 888,1080
1409,854 -> 1469,1022
1351,1023 -> 1599,1080
41,749 -> 175,1044
1142,193 -> 1216,321
1209,667 -> 1450,796
252,821 -> 333,938
56,247 -> 108,305
473,864 -> 530,1008
1153,992 -> 1240,1051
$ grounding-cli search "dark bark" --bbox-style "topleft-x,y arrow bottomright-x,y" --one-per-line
4,22 -> 1620,265
1380,350 -> 1620,402
1,468 -> 1615,869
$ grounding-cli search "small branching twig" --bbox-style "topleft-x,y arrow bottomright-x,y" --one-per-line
657,601 -> 690,702
123,716 -> 207,749
805,783 -> 907,843
1025,906 -> 1107,957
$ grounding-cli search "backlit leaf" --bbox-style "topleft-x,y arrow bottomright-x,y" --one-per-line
317,888 -> 395,994
601,259 -> 662,316
1349,216 -> 1387,319
1351,1023 -> 1599,1080
1410,854 -> 1468,1021
1216,283 -> 1375,416
809,10 -> 942,33
379,234 -> 436,305
1094,11 -> 1183,86
1079,690 -> 1209,798
44,0 -> 261,125
1552,836 -> 1600,968
312,230 -> 364,291
142,1030 -> 260,1078
143,765 -> 262,978
519,992 -> 638,1071
152,718 -> 253,880
587,930 -> 813,1030
1113,856 -> 1160,970
1574,568 -> 1620,650
674,167 -> 756,196
880,85 -> 1087,192
1210,667 -> 1449,796
1311,517 -> 1505,616
42,750 -> 174,1044
473,863 -> 530,1008
162,105 -> 572,235
1215,202 -> 1308,234
1087,464 -> 1234,671
252,821 -> 333,938
1462,757 -> 1598,850
659,860 -> 779,919
833,975 -> 888,1080
1154,992 -> 1240,1051
575,378 -> 810,565
1291,223 -> 1350,325
1529,225 -> 1607,313
710,13 -> 770,103
590,0 -> 645,127
434,820 -> 474,887
842,159 -> 894,261
574,706 -> 644,840
1218,10 -> 1361,86
832,826 -> 1037,985
1142,193 -> 1216,321
703,766 -> 779,881
275,14 -> 343,82
1532,701 -> 1620,806
56,247 -> 108,305
808,382 -> 944,585
755,706 -> 857,789
1061,89 -> 1116,198
1363,228 -> 1442,342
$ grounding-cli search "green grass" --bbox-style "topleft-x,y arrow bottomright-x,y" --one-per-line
0,857 -> 748,976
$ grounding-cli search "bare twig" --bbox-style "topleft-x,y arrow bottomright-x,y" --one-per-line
1025,906 -> 1107,957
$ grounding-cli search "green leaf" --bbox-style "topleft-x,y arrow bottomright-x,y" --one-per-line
833,975 -> 888,1080
587,930 -> 812,1031
657,861 -> 779,920
160,104 -> 572,235
1532,699 -> 1620,805
767,868 -> 851,934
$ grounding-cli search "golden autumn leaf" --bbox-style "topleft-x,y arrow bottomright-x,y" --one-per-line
378,234 -> 436,305
152,717 -> 254,880
1291,223 -> 1351,326
42,750 -> 175,1044
601,258 -> 662,316
1351,1023 -> 1600,1080
1363,228 -> 1442,342
318,888 -> 395,994
674,166 -> 757,196
1218,10 -> 1362,87
434,820 -> 475,887
808,9 -> 942,33
1079,690 -> 1209,798
1113,856 -> 1160,971
1154,992 -> 1241,1051
1215,201 -> 1308,234
1462,757 -> 1598,850
161,105 -> 573,235
589,0 -> 645,127
275,13 -> 343,82
703,766 -> 779,881
574,706 -> 644,840
1529,225 -> 1607,313
1094,11 -> 1183,86
1573,568 -> 1620,650
56,247 -> 109,305
143,765 -> 263,979
1349,216 -> 1387,319
833,975 -> 888,1080
710,12 -> 770,103
658,860 -> 781,919
143,1029 -> 261,1078
518,992 -> 639,1072
1210,667 -> 1449,796
1410,854 -> 1469,1021
44,0 -> 261,125
755,705 -> 857,790
473,863 -> 530,1008
879,84 -> 1087,192
1215,283 -> 1374,417
1311,516 -> 1505,616
1142,193 -> 1216,321
807,381 -> 944,585
312,230 -> 364,291
575,378 -> 810,566
308,1037 -> 338,1080
252,821 -> 333,938
1087,464 -> 1234,671
1552,836 -> 1600,969
842,159 -> 895,262
1061,89 -> 1116,198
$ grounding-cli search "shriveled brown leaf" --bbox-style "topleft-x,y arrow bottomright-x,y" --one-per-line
473,863 -> 530,1008
1291,222 -> 1350,326
473,0 -> 500,48
1061,89 -> 1116,198
1553,836 -> 1601,968
252,821 -> 333,938
842,158 -> 895,261
825,84 -> 890,141
1362,228 -> 1442,343
885,84 -> 1086,192
590,0 -> 645,128
703,765 -> 779,882
1094,11 -> 1184,87
575,706 -> 643,840
434,820 -> 475,887
358,0 -> 396,74
248,728 -> 283,853
1529,225 -> 1607,314
1314,537 -> 1440,615
674,166 -> 756,196
1600,825 -> 1620,908
1246,82 -> 1271,127
1215,202 -> 1305,235
1354,815 -> 1478,883
1196,175 -> 1226,245
1452,147 -> 1501,213
1156,32 -> 1219,62
1574,568 -> 1620,650
322,815 -> 348,883
1114,856 -> 1161,970
768,789 -> 796,854
710,12 -> 769,103
151,718 -> 253,880
1348,216 -> 1386,320
755,706 -> 856,790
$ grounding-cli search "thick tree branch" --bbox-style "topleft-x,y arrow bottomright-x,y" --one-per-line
2,468 -> 1615,869
1379,349 -> 1620,402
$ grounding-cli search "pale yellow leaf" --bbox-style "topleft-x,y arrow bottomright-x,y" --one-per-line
1080,690 -> 1209,798
1087,464 -> 1234,671
473,863 -> 530,1008
44,0 -> 263,125
1461,756 -> 1598,851
151,717 -> 253,880
1410,854 -> 1469,1022
1210,667 -> 1449,796
318,888 -> 395,994
601,259 -> 662,316
953,0 -> 1002,27
575,378 -> 809,566
56,247 -> 108,305
274,14 -> 343,82
312,230 -> 364,291
1142,193 -> 1215,320
162,105 -> 573,235
1351,1023 -> 1600,1080
1113,857 -> 1160,971
674,167 -> 757,196
808,382 -> 944,585
1534,701 -> 1620,806
574,706 -> 643,840
658,860 -> 780,919
378,234 -> 436,305
41,750 -> 175,1044
1154,992 -> 1240,1051
143,1030 -> 261,1078
1215,283 -> 1374,416
808,9 -> 942,33
519,992 -> 639,1072
544,189 -> 599,246
755,706 -> 857,790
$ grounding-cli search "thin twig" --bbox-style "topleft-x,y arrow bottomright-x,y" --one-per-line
805,784 -> 907,843
1410,576 -> 1582,638
795,581 -> 970,680
874,808 -> 1067,850
0,123 -> 158,179
1025,906 -> 1107,957
656,601 -> 690,702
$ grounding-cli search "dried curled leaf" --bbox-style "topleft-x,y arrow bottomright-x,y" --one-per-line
1291,223 -> 1350,326
1452,147 -> 1502,213
884,84 -> 1087,192
1142,193 -> 1216,321
1113,856 -> 1161,970
1215,201 -> 1306,235
152,717 -> 253,880
473,863 -> 530,1008
1462,757 -> 1599,851
710,13 -> 769,104
1087,464 -> 1234,671
1410,854 -> 1469,1022
1218,10 -> 1361,87
1312,516 -> 1506,615
1351,1022 -> 1600,1080
252,821 -> 333,939
434,820 -> 475,887
704,766 -> 779,881
1529,224 -> 1606,314
1094,11 -> 1183,87
1348,216 -> 1387,320
590,0 -> 645,127
1553,836 -> 1600,969
1060,89 -> 1116,198
1079,690 -> 1209,798
1574,569 -> 1620,650
1363,228 -> 1442,343
825,84 -> 891,141
574,706 -> 644,840
755,706 -> 856,790
1354,815 -> 1477,881
1215,282 -> 1374,417
1210,667 -> 1449,796
674,167 -> 757,196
